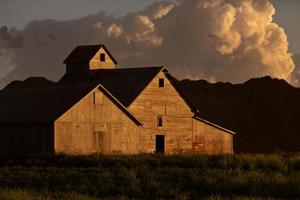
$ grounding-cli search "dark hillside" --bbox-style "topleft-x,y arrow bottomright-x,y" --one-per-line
178,76 -> 300,153
3,77 -> 57,90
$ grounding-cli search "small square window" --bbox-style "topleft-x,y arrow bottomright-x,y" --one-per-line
157,116 -> 163,127
159,78 -> 164,87
100,53 -> 106,62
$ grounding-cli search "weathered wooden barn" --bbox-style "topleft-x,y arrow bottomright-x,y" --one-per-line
0,45 -> 234,155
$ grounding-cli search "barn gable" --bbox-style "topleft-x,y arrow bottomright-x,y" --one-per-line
55,85 -> 142,154
63,45 -> 117,71
127,68 -> 194,127
128,68 -> 235,135
127,68 -> 197,111
57,84 -> 142,126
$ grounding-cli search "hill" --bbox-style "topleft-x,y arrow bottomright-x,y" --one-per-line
178,76 -> 300,153
3,77 -> 57,90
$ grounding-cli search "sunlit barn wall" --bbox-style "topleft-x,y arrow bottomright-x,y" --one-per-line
55,88 -> 140,155
128,71 -> 233,154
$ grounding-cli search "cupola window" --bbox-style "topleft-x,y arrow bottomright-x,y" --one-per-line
100,53 -> 106,62
159,78 -> 164,87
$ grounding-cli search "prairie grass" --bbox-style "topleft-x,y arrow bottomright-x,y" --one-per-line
0,153 -> 299,199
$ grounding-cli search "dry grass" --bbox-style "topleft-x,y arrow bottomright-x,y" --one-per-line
0,153 -> 299,199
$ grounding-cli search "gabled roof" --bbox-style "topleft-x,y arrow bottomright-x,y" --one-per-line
59,66 -> 164,107
0,84 -> 94,123
194,116 -> 235,134
0,84 -> 142,125
162,69 -> 196,112
63,44 -> 118,64
98,85 -> 142,126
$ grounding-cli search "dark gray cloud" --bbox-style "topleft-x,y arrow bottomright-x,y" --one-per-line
0,26 -> 23,48
0,0 -> 297,88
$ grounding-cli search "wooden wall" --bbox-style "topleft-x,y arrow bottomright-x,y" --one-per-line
128,70 -> 233,154
128,71 -> 195,154
192,119 -> 233,154
89,48 -> 116,69
0,123 -> 54,156
55,88 -> 139,155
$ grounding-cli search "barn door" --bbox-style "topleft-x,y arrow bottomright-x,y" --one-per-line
155,135 -> 165,154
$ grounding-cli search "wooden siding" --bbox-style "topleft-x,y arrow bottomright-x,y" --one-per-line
89,47 -> 116,69
55,88 -> 139,155
193,119 -> 233,154
128,71 -> 195,154
128,70 -> 233,154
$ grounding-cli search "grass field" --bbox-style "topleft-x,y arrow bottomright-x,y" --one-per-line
0,154 -> 299,199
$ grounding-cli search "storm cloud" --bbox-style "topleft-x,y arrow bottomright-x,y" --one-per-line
0,0 -> 297,87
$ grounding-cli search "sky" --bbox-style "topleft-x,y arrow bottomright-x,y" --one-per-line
0,0 -> 300,87
0,0 -> 299,52
0,0 -> 156,28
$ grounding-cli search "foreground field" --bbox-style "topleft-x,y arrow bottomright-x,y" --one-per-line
0,154 -> 299,199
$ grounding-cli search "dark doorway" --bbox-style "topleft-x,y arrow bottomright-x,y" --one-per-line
155,135 -> 165,154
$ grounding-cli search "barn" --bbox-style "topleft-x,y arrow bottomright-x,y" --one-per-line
0,45 -> 234,156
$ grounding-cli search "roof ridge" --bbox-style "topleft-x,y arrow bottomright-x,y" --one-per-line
76,44 -> 104,47
97,84 -> 143,126
194,116 -> 235,134
88,66 -> 164,71
63,44 -> 117,64
2,83 -> 96,91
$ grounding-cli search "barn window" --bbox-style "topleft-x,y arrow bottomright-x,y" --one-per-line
159,78 -> 164,87
100,53 -> 106,62
157,115 -> 163,127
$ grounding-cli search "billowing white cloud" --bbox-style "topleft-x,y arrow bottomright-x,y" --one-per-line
121,14 -> 163,46
106,23 -> 123,37
0,0 -> 297,88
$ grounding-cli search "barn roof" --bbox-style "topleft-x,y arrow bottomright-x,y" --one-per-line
63,44 -> 118,64
193,116 -> 235,134
161,72 -> 235,134
0,84 -> 93,123
162,69 -> 196,112
0,84 -> 142,125
59,66 -> 164,107
1,65 -> 234,134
